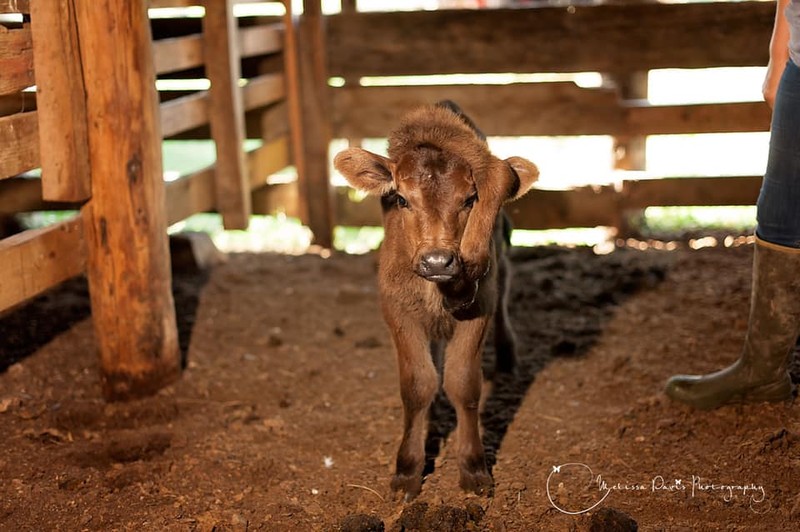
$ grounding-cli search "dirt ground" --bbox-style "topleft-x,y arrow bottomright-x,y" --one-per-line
1,237 -> 799,531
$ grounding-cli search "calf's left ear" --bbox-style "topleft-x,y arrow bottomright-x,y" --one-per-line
504,156 -> 539,202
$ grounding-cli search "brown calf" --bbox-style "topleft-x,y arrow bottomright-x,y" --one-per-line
334,101 -> 538,500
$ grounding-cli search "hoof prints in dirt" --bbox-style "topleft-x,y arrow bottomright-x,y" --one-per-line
424,246 -> 668,473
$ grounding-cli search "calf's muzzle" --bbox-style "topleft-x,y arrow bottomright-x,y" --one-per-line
416,249 -> 461,282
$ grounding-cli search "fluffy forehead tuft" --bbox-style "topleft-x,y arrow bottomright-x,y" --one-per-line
387,105 -> 493,178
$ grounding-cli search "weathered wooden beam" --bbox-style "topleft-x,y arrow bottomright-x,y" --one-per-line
331,84 -> 772,138
328,2 -> 773,77
331,83 -> 621,138
0,0 -> 30,13
623,176 -> 762,209
0,26 -> 34,95
203,0 -> 251,229
153,34 -> 204,75
0,217 -> 84,312
0,91 -> 36,117
287,0 -> 334,248
160,90 -> 209,138
239,23 -> 283,58
247,135 -> 290,189
625,101 -> 771,135
75,0 -> 181,401
251,181 -> 299,217
0,111 -> 39,178
30,0 -> 92,202
243,72 -> 285,110
165,166 -> 215,225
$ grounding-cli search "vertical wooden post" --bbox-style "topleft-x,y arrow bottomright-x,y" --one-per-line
285,0 -> 334,249
75,0 -> 180,401
203,0 -> 251,230
612,71 -> 648,237
30,0 -> 91,202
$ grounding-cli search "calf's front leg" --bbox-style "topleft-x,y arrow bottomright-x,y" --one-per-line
443,316 -> 493,494
386,316 -> 438,500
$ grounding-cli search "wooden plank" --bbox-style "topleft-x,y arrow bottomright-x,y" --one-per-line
239,23 -> 283,58
331,83 -> 622,138
331,84 -> 772,138
160,90 -> 209,138
0,0 -> 30,13
0,217 -> 84,312
243,72 -> 285,110
258,100 -> 289,142
153,34 -> 204,75
251,181 -> 299,217
625,101 -> 771,135
0,26 -> 35,95
75,0 -> 181,401
328,2 -> 773,77
30,0 -> 92,202
623,176 -> 762,209
289,0 -> 334,247
203,0 -> 251,229
247,135 -> 289,189
164,166 -> 215,225
0,177 -> 79,213
0,91 -> 36,117
0,111 -> 39,178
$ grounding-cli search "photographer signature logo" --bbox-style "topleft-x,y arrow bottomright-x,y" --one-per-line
546,463 -> 768,515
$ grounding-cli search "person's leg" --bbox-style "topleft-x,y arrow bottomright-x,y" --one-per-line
665,61 -> 800,409
757,59 -> 800,249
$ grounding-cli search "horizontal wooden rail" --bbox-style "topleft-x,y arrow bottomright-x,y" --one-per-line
153,34 -> 204,75
160,91 -> 209,137
331,83 -> 772,138
0,27 -> 35,96
247,134 -> 290,189
165,167 -> 215,225
239,23 -> 283,58
328,2 -> 773,77
243,72 -> 285,110
0,111 -> 39,178
0,216 -> 84,313
0,0 -> 30,13
252,181 -> 299,217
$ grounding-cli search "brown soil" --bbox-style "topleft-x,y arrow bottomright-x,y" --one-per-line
1,242 -> 798,531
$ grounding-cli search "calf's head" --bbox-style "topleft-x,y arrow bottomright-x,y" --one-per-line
334,104 -> 538,283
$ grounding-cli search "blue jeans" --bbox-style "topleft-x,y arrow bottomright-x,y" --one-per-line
757,59 -> 800,249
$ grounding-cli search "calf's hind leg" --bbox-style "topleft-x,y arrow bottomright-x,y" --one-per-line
494,251 -> 517,374
443,317 -> 493,494
387,319 -> 439,500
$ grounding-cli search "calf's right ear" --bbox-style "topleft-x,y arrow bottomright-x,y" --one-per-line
333,148 -> 395,196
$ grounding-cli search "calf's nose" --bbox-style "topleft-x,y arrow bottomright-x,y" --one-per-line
418,250 -> 460,282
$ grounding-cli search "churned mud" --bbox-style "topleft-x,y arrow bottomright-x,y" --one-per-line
1,239 -> 798,530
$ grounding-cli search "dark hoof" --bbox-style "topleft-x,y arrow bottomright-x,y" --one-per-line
459,468 -> 494,496
391,472 -> 423,502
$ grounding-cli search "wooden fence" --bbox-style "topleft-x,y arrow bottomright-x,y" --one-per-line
0,0 -> 778,399
324,0 -> 774,230
0,0 -> 318,399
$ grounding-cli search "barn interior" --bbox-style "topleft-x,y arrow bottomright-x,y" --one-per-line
1,1 -> 798,530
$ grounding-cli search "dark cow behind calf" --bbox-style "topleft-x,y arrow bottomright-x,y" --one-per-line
334,101 -> 539,500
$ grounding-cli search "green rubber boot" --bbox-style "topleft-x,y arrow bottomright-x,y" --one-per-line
665,237 -> 799,410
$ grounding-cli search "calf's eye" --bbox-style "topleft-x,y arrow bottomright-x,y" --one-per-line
396,195 -> 409,208
464,193 -> 478,209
